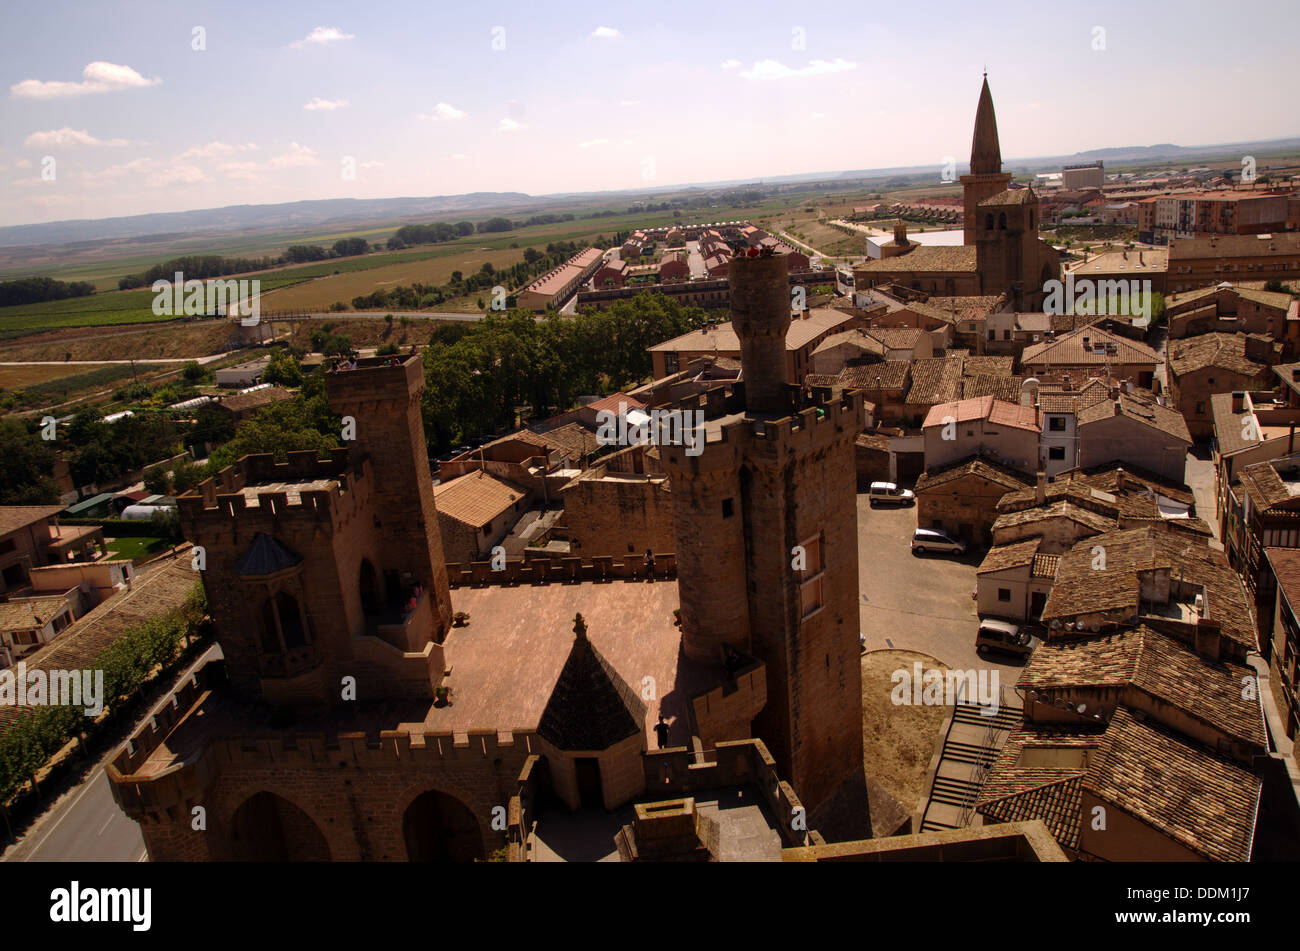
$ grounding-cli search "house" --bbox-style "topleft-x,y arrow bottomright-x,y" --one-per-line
433,471 -> 532,565
914,457 -> 1031,546
560,445 -> 674,558
810,327 -> 933,374
1165,283 -> 1298,357
1263,547 -> 1300,742
591,259 -> 629,289
976,536 -> 1059,621
1020,326 -> 1160,390
921,395 -> 1040,473
1231,456 -> 1300,651
1075,387 -> 1192,484
215,358 -> 270,388
1167,332 -> 1276,439
0,505 -> 105,595
1212,390 -> 1300,547
215,385 -> 294,424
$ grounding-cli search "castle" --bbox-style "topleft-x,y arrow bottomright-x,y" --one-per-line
106,250 -> 878,860
855,75 -> 1061,309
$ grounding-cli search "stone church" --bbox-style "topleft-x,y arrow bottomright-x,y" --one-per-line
855,76 -> 1060,309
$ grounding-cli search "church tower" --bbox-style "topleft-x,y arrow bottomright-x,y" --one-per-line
960,74 -> 1013,244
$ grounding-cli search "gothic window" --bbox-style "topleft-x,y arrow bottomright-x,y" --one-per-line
998,213 -> 1008,230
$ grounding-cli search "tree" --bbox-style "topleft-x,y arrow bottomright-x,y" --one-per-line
182,361 -> 211,384
0,418 -> 60,504
261,349 -> 303,387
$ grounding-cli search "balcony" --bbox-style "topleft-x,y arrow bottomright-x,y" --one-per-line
257,643 -> 321,679
372,586 -> 436,652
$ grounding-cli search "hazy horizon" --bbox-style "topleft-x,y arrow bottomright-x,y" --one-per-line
3,0 -> 1298,228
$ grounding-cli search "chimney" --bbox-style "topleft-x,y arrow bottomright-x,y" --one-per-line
1035,468 -> 1047,505
1194,618 -> 1221,661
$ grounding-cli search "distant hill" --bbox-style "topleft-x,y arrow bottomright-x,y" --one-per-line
0,193 -> 533,249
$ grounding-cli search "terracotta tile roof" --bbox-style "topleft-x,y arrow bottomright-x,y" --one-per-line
526,421 -> 603,459
906,357 -> 966,405
979,188 -> 1038,206
433,471 -> 528,528
1032,553 -> 1060,578
925,294 -> 1009,320
975,537 -> 1042,575
961,374 -> 1024,402
839,362 -> 911,391
1018,626 -> 1265,748
855,245 -> 978,273
1084,706 -> 1259,862
1168,333 -> 1268,379
811,329 -> 885,359
1238,458 -> 1300,510
1210,392 -> 1260,456
0,506 -> 61,538
1169,232 -> 1300,261
1040,526 -> 1257,653
1076,391 -> 1192,444
0,595 -> 71,633
991,500 -> 1117,536
979,776 -> 1083,852
1266,547 -> 1300,607
584,392 -> 647,415
921,395 -> 1040,433
1021,326 -> 1159,367
963,356 -> 1015,377
916,458 -> 1032,496
0,556 -> 200,734
219,385 -> 293,415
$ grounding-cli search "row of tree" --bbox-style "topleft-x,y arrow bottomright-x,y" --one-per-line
0,276 -> 96,307
117,254 -> 280,290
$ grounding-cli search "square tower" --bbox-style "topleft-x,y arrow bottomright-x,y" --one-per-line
660,252 -> 867,821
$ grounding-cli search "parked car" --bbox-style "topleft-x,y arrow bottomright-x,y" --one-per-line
975,618 -> 1037,658
911,528 -> 966,556
868,481 -> 915,506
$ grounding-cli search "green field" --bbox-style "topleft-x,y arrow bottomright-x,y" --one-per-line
104,535 -> 171,561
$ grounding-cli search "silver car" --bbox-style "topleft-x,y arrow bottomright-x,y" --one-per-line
911,528 -> 966,556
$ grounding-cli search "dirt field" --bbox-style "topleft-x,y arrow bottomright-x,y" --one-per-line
260,246 -> 538,311
862,649 -> 952,818
0,322 -> 239,363
0,363 -> 123,389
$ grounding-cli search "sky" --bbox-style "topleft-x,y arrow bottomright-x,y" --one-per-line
0,0 -> 1297,227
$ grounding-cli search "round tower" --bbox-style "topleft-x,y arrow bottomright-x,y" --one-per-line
730,253 -> 791,415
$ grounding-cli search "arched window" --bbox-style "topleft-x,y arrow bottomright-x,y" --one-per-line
359,559 -> 383,617
998,213 -> 1008,230
985,214 -> 994,231
259,600 -> 280,653
1030,210 -> 1035,229
278,592 -> 307,648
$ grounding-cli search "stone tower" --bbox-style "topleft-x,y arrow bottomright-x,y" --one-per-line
178,354 -> 452,708
660,252 -> 867,821
960,75 -> 1013,244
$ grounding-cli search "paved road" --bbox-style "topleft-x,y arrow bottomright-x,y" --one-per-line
857,495 -> 1025,679
1184,449 -> 1224,548
2,643 -> 222,863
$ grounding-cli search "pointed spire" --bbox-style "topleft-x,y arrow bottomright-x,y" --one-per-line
970,74 -> 1002,176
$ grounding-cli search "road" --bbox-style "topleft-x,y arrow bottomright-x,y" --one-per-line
857,495 -> 1025,679
1,643 -> 221,863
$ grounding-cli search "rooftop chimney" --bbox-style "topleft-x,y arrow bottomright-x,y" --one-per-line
1035,468 -> 1047,505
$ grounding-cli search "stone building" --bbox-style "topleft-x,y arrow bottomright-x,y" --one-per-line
1166,332 -> 1276,440
658,250 -> 870,834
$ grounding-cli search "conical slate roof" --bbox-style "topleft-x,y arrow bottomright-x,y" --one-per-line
235,532 -> 303,576
970,75 -> 1002,175
537,615 -> 647,752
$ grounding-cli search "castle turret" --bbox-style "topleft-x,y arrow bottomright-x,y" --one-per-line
731,252 -> 792,415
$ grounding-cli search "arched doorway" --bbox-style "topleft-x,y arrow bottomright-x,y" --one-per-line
229,791 -> 331,861
359,559 -> 383,617
402,790 -> 484,861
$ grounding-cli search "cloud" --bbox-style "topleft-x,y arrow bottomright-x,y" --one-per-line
177,141 -> 258,161
720,59 -> 741,70
217,161 -> 262,181
305,97 -> 348,111
81,156 -> 211,188
578,138 -> 609,148
739,58 -> 858,80
446,153 -> 468,160
591,26 -> 621,39
10,62 -> 160,99
269,142 -> 320,168
422,102 -> 467,121
498,118 -> 526,133
13,158 -> 32,169
290,26 -> 354,49
23,128 -> 129,148
360,160 -> 383,169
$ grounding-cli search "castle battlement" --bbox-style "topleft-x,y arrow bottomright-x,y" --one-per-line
177,448 -> 373,533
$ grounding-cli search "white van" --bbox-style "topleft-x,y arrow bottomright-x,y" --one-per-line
911,528 -> 965,556
868,481 -> 915,506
